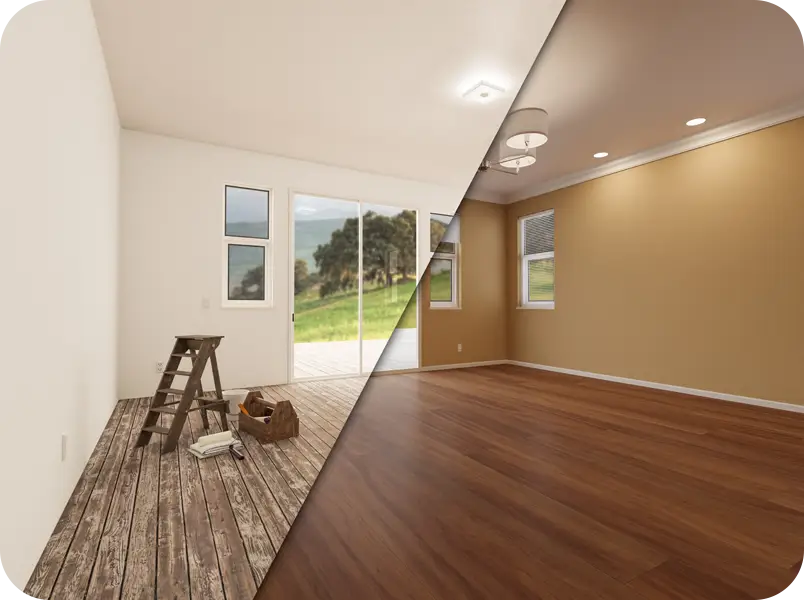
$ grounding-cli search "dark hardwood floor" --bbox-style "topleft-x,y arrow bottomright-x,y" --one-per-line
258,365 -> 804,600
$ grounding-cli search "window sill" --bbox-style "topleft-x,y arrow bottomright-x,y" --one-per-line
429,304 -> 461,311
517,302 -> 555,310
222,301 -> 274,309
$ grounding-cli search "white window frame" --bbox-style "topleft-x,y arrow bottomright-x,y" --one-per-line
222,184 -> 273,309
519,210 -> 555,310
429,213 -> 460,310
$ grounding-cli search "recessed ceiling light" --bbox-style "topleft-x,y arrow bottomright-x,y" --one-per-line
462,81 -> 505,104
686,117 -> 706,127
593,152 -> 609,159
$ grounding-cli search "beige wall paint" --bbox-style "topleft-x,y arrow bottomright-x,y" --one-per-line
506,118 -> 804,405
421,200 -> 508,367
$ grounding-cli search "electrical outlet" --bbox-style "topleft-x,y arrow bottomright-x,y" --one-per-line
201,296 -> 210,309
156,361 -> 165,373
61,434 -> 67,461
457,343 -> 462,353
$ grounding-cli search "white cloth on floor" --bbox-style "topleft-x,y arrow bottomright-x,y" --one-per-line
189,438 -> 243,459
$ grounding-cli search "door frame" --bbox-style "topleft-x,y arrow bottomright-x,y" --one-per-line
287,190 -> 422,383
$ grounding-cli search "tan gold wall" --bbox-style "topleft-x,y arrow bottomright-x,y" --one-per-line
506,118 -> 804,405
420,199 -> 508,367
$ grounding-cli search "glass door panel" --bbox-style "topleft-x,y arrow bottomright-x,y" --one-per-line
293,194 -> 360,379
360,204 -> 418,373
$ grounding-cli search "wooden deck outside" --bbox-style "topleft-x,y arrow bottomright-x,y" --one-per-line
24,377 -> 366,600
294,328 -> 418,379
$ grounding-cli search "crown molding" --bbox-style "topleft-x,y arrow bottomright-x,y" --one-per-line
463,182 -> 508,204
504,101 -> 804,204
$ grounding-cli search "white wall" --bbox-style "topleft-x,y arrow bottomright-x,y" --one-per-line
0,0 -> 120,590
119,131 -> 463,398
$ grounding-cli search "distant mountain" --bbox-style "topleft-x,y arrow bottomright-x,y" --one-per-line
226,220 -> 271,239
295,218 -> 347,271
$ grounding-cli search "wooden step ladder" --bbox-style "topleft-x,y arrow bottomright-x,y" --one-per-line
136,335 -> 229,453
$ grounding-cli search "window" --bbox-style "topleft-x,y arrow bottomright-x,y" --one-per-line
429,213 -> 459,308
223,185 -> 271,307
520,209 -> 554,309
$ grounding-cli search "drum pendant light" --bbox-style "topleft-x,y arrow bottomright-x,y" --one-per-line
497,140 -> 536,173
503,108 -> 549,151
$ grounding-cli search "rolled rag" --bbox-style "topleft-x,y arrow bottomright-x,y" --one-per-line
197,430 -> 233,448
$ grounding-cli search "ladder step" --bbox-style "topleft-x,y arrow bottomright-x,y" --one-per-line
149,406 -> 178,415
188,401 -> 227,413
142,425 -> 170,435
158,388 -> 186,395
164,370 -> 192,376
171,353 -> 194,358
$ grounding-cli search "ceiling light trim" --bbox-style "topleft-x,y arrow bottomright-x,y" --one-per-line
504,101 -> 804,204
462,80 -> 506,103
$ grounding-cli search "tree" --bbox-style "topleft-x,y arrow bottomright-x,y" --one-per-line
313,216 -> 359,297
231,264 -> 264,300
313,210 -> 417,297
430,219 -> 448,252
294,259 -> 310,295
391,210 -> 416,280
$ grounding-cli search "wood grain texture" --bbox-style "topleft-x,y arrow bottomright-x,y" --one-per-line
258,366 -> 804,600
187,409 -> 256,600
26,378 -> 362,599
49,400 -> 138,599
24,400 -> 126,599
206,415 -> 276,585
86,398 -> 148,599
120,401 -> 160,600
177,409 -> 223,600
156,414 -> 190,600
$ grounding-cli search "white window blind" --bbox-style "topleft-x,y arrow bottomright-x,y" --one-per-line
520,209 -> 555,309
523,210 -> 554,255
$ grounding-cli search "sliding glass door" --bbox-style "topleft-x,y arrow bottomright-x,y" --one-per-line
292,194 -> 418,380
361,204 -> 418,373
293,195 -> 360,379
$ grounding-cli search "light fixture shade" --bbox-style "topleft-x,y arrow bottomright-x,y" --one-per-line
497,140 -> 536,170
503,108 -> 549,150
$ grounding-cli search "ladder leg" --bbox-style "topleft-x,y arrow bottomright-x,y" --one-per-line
197,377 -> 211,430
190,349 -> 211,430
210,349 -> 229,432
137,338 -> 183,447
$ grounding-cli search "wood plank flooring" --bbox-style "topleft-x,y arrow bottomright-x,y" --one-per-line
24,378 -> 365,600
258,365 -> 804,600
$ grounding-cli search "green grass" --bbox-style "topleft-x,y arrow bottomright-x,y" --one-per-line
528,258 -> 555,301
429,270 -> 452,303
294,279 -> 418,343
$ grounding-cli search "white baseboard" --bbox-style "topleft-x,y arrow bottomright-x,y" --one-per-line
419,360 -> 509,373
507,360 -> 804,414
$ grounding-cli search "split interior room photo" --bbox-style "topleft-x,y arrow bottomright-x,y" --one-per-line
1,0 -> 804,599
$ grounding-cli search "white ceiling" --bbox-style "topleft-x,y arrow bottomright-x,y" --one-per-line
91,0 -> 565,189
470,0 -> 804,201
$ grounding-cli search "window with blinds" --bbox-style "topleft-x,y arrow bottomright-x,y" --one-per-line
519,209 -> 555,308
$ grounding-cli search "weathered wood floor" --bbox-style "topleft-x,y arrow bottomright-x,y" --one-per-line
24,378 -> 365,600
